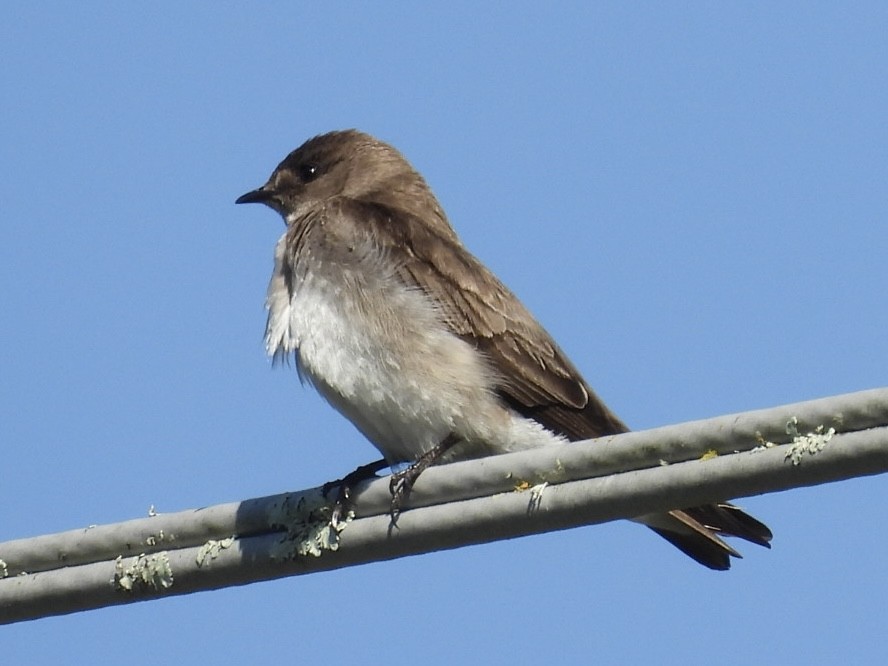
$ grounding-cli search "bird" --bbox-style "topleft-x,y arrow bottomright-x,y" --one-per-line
235,129 -> 772,569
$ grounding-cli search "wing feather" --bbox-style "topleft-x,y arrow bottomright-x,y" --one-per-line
339,198 -> 626,438
326,197 -> 771,570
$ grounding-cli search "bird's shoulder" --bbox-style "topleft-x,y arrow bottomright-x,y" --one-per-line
322,197 -> 630,438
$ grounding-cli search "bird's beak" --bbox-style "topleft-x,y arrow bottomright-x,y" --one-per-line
235,186 -> 274,205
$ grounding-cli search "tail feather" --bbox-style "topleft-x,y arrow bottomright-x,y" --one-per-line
686,503 -> 773,548
507,379 -> 774,570
636,505 -> 771,571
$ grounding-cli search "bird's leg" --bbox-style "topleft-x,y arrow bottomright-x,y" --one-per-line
389,433 -> 461,523
324,458 -> 389,528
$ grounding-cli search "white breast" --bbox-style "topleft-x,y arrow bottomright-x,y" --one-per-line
265,233 -> 564,463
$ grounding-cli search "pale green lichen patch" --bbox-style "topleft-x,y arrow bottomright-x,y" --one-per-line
751,431 -> 777,453
784,417 -> 835,465
196,537 -> 236,567
112,552 -> 174,592
145,529 -> 175,548
266,490 -> 351,561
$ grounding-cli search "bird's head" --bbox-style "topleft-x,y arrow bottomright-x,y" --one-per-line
236,129 -> 444,229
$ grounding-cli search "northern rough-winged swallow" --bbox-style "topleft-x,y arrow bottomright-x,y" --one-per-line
235,129 -> 772,569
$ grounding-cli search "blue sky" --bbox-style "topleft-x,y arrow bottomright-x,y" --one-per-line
2,3 -> 886,664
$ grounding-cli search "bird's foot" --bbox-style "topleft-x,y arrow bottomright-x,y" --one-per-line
324,458 -> 388,528
388,434 -> 460,524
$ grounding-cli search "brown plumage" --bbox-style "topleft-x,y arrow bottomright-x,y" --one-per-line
237,129 -> 772,570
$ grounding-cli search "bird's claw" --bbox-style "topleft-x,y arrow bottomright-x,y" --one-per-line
388,467 -> 420,524
324,458 -> 388,528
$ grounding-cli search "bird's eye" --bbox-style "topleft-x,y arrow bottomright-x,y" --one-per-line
299,164 -> 320,182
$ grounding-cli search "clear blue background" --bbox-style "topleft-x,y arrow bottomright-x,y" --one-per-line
3,4 -> 886,664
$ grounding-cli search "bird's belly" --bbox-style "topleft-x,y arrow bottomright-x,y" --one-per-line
266,269 -> 504,463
